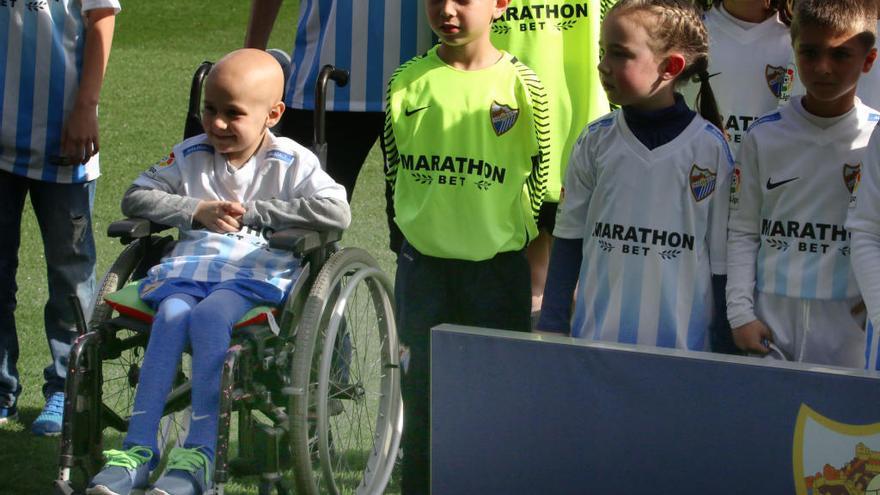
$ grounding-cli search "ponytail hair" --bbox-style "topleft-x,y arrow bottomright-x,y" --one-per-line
691,57 -> 725,135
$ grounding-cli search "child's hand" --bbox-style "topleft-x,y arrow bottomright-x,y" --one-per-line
194,200 -> 246,233
732,320 -> 773,355
59,102 -> 99,165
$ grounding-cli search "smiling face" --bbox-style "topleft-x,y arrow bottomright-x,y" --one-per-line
201,49 -> 285,166
794,23 -> 876,116
597,11 -> 675,110
425,0 -> 507,48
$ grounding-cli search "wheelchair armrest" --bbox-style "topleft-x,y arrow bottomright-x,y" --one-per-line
107,218 -> 173,243
268,228 -> 342,257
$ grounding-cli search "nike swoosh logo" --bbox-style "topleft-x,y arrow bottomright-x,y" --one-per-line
766,177 -> 799,190
191,413 -> 210,421
130,410 -> 146,417
404,106 -> 430,117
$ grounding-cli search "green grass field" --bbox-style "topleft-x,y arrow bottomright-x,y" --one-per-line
0,2 -> 396,493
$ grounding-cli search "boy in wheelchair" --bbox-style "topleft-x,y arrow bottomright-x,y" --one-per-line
86,48 -> 350,495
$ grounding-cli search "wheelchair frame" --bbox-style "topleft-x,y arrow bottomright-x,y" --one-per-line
54,62 -> 402,495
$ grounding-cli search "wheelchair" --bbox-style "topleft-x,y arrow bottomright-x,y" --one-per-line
54,61 -> 402,495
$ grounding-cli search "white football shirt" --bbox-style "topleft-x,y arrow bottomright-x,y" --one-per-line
555,112 -> 732,350
727,97 -> 879,328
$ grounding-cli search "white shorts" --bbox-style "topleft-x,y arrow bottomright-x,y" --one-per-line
754,292 -> 867,368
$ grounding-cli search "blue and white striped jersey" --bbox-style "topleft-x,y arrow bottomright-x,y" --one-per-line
0,0 -> 119,183
134,133 -> 347,294
287,0 -> 434,112
555,112 -> 732,351
728,97 -> 879,328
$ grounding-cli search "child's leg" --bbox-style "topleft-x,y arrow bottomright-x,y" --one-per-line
125,293 -> 198,460
395,243 -> 452,495
182,288 -> 256,461
457,250 -> 531,333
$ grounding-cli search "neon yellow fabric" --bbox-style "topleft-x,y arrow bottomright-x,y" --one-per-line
384,47 -> 549,261
492,0 -> 611,202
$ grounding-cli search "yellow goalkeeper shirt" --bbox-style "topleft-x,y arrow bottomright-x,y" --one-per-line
383,46 -> 550,261
491,0 -> 613,202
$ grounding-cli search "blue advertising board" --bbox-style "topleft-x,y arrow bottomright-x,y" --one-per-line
431,325 -> 880,494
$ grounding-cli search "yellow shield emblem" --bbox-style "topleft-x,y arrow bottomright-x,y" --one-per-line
794,404 -> 880,494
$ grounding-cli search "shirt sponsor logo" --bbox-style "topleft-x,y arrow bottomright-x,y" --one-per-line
689,164 -> 717,202
493,3 -> 589,33
490,101 -> 519,136
400,154 -> 507,189
591,222 -> 696,259
761,218 -> 849,254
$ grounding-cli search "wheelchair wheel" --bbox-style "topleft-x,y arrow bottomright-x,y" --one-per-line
290,247 -> 401,495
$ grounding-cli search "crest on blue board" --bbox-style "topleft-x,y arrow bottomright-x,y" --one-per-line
689,164 -> 717,202
490,101 -> 519,136
766,65 -> 786,98
793,404 -> 880,494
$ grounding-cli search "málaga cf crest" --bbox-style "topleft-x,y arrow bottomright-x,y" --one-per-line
689,164 -> 717,202
844,163 -> 862,195
490,101 -> 519,136
793,404 -> 880,495
766,65 -> 787,98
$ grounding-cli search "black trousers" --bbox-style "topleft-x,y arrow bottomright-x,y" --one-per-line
395,242 -> 531,494
278,108 -> 384,201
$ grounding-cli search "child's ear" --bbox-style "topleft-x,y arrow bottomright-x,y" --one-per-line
266,101 -> 285,128
494,0 -> 510,19
662,54 -> 687,80
863,46 -> 878,73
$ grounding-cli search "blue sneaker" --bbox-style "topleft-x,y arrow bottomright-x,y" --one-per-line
0,403 -> 17,425
31,391 -> 64,436
148,447 -> 212,495
87,446 -> 153,495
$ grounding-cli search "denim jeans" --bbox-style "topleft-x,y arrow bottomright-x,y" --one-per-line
0,170 -> 96,407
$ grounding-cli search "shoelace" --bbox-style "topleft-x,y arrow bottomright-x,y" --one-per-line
166,447 -> 210,486
103,446 -> 153,469
38,393 -> 64,417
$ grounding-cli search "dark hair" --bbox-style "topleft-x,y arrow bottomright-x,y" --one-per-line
790,0 -> 877,51
609,0 -> 724,132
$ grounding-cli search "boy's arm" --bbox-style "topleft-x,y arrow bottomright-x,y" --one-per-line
522,67 -> 550,220
848,128 -> 880,333
708,139 -> 735,352
726,133 -> 771,353
244,0 -> 283,49
61,7 -> 117,165
536,130 -> 595,334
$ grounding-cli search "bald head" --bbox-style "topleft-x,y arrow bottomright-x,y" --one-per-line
208,48 -> 285,104
201,49 -> 287,165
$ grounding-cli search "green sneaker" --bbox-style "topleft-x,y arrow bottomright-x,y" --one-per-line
148,447 -> 211,495
87,446 -> 153,495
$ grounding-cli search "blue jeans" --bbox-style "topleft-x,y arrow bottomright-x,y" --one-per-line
0,170 -> 96,407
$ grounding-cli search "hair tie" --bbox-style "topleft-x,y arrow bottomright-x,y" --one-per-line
697,69 -> 711,84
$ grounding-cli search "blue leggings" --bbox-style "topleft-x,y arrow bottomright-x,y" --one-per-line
124,288 -> 255,464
